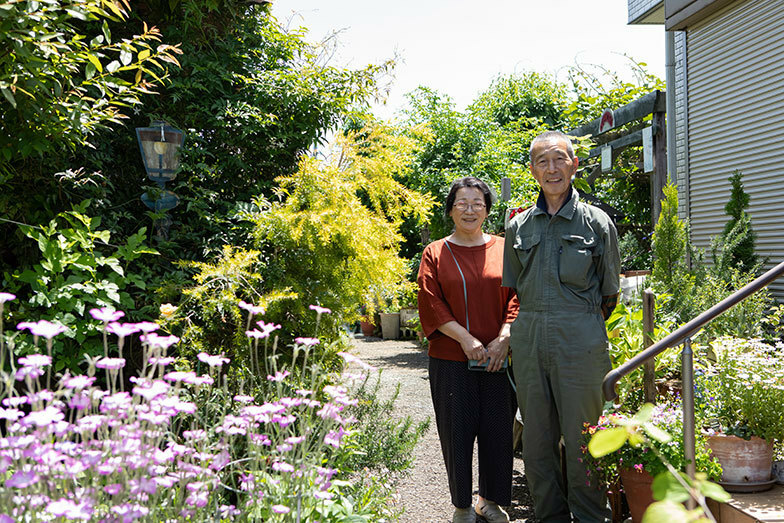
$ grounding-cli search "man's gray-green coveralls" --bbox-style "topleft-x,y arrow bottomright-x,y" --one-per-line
502,188 -> 620,523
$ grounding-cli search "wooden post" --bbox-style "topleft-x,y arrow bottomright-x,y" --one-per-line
651,111 -> 667,226
643,289 -> 656,403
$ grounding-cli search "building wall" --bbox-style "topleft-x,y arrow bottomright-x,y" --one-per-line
684,0 -> 784,298
673,30 -> 688,219
629,0 -> 663,22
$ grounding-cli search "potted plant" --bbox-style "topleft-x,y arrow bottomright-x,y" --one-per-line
583,402 -> 722,523
695,337 -> 784,491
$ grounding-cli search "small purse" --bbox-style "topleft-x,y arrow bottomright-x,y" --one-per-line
444,241 -> 507,373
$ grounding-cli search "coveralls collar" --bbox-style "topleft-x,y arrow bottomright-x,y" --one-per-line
533,187 -> 579,220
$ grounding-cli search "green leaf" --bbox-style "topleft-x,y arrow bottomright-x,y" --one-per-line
588,427 -> 628,458
642,423 -> 672,444
641,500 -> 690,522
573,177 -> 592,194
106,60 -> 120,73
1,87 -> 16,109
651,472 -> 689,502
138,49 -> 150,61
698,479 -> 731,503
120,49 -> 132,66
87,53 -> 103,73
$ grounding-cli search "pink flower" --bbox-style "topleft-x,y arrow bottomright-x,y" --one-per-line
272,461 -> 294,473
245,328 -> 267,339
107,322 -> 141,338
164,371 -> 196,383
18,354 -> 52,368
148,356 -> 175,366
104,484 -> 123,495
338,351 -> 377,371
46,498 -> 93,520
239,300 -> 265,315
17,319 -> 67,339
233,394 -> 254,403
267,370 -> 290,382
22,406 -> 64,427
135,321 -> 160,333
197,352 -> 229,367
271,505 -> 290,514
634,463 -> 644,472
309,304 -> 332,315
184,374 -> 214,387
62,375 -> 96,389
89,307 -> 125,323
324,427 -> 346,448
294,337 -> 319,346
132,379 -> 170,401
140,333 -> 179,349
95,357 -> 126,370
256,320 -> 281,336
0,292 -> 15,303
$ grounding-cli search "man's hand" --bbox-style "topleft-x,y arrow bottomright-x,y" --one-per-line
485,334 -> 510,372
601,293 -> 619,320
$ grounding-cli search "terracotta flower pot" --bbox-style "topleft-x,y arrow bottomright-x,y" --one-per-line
619,468 -> 654,523
360,319 -> 375,337
706,433 -> 774,490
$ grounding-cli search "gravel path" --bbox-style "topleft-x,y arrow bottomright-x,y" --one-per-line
349,335 -> 535,522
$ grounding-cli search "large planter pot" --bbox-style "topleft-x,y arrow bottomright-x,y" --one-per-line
620,468 -> 654,523
379,312 -> 400,340
706,434 -> 775,492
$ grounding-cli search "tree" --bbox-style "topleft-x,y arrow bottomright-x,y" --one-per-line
713,170 -> 758,274
0,0 -> 180,160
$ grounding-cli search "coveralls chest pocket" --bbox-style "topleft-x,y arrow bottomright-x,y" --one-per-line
558,233 -> 598,289
512,233 -> 540,275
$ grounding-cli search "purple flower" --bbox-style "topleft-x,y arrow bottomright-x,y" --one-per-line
183,374 -> 214,387
294,337 -> 320,346
271,505 -> 290,514
14,365 -> 44,381
238,300 -> 265,315
267,370 -> 290,382
18,354 -> 52,368
107,322 -> 141,338
0,292 -> 15,303
245,328 -> 267,339
95,357 -> 126,370
285,435 -> 306,445
89,307 -> 125,322
164,371 -> 196,383
309,304 -> 332,315
17,319 -> 67,339
197,352 -> 230,367
186,489 -> 209,508
5,469 -> 38,488
233,394 -> 253,403
111,504 -> 149,520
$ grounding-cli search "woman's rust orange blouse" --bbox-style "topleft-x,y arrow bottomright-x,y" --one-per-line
417,235 -> 519,361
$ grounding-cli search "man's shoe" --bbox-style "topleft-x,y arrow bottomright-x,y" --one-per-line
475,499 -> 509,523
452,506 -> 476,523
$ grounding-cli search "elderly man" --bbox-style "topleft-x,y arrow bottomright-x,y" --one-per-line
503,130 -> 620,522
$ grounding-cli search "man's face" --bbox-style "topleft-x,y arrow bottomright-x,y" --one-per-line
530,137 -> 578,201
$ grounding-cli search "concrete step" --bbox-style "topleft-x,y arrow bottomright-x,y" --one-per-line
708,484 -> 784,522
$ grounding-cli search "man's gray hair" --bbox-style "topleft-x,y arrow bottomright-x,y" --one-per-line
529,130 -> 575,161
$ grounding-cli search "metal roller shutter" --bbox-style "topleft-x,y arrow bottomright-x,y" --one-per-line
686,0 -> 784,299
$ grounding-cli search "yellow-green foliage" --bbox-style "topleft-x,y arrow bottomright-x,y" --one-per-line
255,124 -> 435,334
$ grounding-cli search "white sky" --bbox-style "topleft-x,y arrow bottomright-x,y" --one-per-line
272,0 -> 666,121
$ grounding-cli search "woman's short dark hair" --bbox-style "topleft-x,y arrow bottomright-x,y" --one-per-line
444,176 -> 493,217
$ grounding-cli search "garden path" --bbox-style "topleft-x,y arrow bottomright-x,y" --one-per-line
350,335 -> 535,522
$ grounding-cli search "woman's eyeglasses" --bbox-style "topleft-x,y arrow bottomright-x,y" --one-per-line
453,201 -> 486,212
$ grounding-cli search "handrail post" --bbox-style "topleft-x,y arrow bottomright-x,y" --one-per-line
643,290 -> 656,403
682,337 -> 696,509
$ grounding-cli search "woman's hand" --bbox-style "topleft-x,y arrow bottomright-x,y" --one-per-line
459,335 -> 487,364
485,324 -> 511,372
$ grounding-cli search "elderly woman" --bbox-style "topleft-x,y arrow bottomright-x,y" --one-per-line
417,176 -> 519,523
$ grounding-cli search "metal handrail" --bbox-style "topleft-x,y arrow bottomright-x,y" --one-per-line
601,258 -> 784,510
602,259 -> 784,400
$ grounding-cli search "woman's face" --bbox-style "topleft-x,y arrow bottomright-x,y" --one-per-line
449,187 -> 488,235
